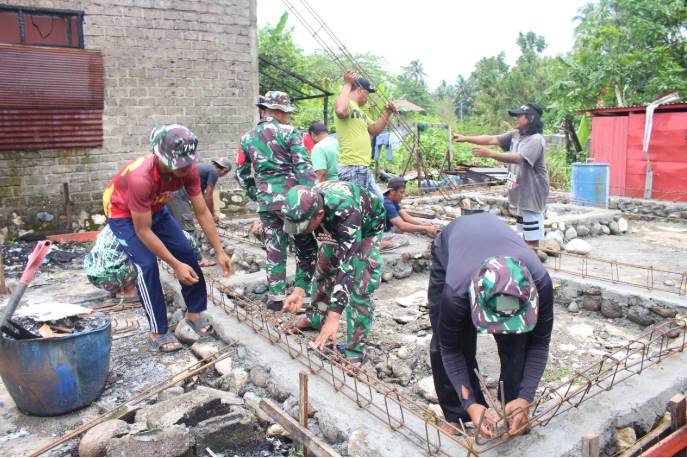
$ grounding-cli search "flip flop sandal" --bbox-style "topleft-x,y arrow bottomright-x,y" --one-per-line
333,344 -> 367,373
380,242 -> 402,253
184,316 -> 213,336
149,332 -> 182,353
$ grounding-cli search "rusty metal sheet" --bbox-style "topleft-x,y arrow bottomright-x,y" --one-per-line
0,44 -> 103,150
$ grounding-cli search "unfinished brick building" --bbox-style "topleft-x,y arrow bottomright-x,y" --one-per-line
0,0 -> 258,239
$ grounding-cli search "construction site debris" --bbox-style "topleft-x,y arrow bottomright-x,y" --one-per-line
14,300 -> 92,322
78,419 -> 129,457
565,238 -> 592,255
347,430 -> 369,457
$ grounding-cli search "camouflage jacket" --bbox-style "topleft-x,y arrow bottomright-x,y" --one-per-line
314,181 -> 385,313
236,117 -> 317,213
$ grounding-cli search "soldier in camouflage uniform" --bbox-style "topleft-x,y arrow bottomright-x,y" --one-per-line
427,212 -> 553,437
281,181 -> 385,365
236,91 -> 318,310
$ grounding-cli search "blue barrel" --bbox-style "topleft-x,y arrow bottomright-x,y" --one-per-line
0,320 -> 111,416
571,163 -> 610,208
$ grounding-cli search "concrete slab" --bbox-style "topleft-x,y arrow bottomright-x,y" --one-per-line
489,351 -> 687,456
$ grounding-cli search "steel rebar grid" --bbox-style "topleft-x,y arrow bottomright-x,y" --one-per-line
205,277 -> 477,456
205,272 -> 687,455
29,345 -> 235,456
544,249 -> 687,296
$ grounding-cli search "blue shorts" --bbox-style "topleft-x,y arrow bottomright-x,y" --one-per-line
516,208 -> 545,241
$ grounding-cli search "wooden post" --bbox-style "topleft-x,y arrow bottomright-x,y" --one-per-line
581,432 -> 600,457
670,394 -> 687,456
299,371 -> 309,457
259,399 -> 339,457
414,125 -> 422,190
447,124 -> 454,171
0,249 -> 7,294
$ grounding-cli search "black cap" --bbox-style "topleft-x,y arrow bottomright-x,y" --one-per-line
508,102 -> 543,117
351,76 -> 376,93
384,177 -> 407,193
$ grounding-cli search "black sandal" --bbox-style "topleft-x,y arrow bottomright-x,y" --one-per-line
149,332 -> 182,353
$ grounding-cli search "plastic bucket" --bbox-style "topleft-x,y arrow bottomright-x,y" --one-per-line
0,320 -> 111,416
571,163 -> 610,208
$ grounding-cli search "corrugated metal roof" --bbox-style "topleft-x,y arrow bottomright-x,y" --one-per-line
0,44 -> 103,150
579,101 -> 687,115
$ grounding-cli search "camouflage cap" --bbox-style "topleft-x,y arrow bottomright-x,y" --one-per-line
281,185 -> 323,235
261,91 -> 296,113
150,124 -> 199,170
468,256 -> 539,334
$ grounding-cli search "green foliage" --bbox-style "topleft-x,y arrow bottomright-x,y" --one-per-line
546,147 -> 572,191
287,447 -> 304,457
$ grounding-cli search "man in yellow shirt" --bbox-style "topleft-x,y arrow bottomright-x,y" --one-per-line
334,70 -> 397,199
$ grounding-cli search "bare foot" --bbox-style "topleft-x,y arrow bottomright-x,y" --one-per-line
199,258 -> 216,267
284,317 -> 313,334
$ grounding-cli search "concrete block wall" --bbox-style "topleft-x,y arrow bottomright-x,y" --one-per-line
0,0 -> 258,237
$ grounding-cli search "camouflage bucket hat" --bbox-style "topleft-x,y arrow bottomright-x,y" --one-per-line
282,185 -> 323,235
468,256 -> 538,334
150,124 -> 199,170
261,91 -> 296,113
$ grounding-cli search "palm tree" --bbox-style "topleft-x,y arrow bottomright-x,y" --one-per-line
403,59 -> 427,82
454,75 -> 473,121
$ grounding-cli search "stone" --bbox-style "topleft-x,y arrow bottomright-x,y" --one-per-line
617,426 -> 637,451
565,238 -> 592,255
557,222 -> 566,232
317,412 -> 346,443
416,376 -> 438,403
427,404 -> 444,420
232,368 -> 249,393
601,225 -> 611,235
253,283 -> 268,295
567,301 -> 580,314
536,250 -> 548,263
174,320 -> 200,344
92,214 -> 107,226
391,360 -> 412,386
397,346 -> 412,360
191,341 -> 221,360
347,430 -> 369,457
664,279 -> 676,287
243,392 -> 272,424
230,194 -> 244,204
396,291 -> 427,308
626,307 -> 656,327
618,217 -> 629,233
267,381 -> 290,402
394,264 -> 414,279
564,227 -> 578,241
609,221 -> 621,235
250,366 -> 269,387
591,222 -> 603,236
191,408 -> 261,451
106,426 -> 191,457
650,305 -> 676,318
36,211 -> 55,222
542,239 -> 561,256
582,296 -> 602,312
391,308 -> 420,324
267,424 -> 289,438
545,230 -> 565,246
79,420 -> 129,457
157,386 -> 185,402
137,386 -> 241,429
576,225 -> 591,237
600,302 -> 624,319
564,323 -> 594,338
214,357 -> 233,376
583,286 -> 602,296
381,271 -> 394,282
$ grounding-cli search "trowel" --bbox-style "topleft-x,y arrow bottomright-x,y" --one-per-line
0,240 -> 53,339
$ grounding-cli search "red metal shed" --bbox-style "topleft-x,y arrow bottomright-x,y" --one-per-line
584,103 -> 687,202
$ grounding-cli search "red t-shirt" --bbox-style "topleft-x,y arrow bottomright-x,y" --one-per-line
303,133 -> 315,153
103,154 -> 201,218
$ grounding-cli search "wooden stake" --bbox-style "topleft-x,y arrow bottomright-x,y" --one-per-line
299,371 -> 310,457
670,394 -> 687,457
581,432 -> 600,457
259,399 -> 339,457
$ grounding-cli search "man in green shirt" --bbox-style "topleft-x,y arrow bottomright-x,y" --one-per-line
308,121 -> 339,182
334,70 -> 397,199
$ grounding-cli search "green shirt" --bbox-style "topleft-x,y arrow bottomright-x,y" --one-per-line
334,100 -> 373,166
311,136 -> 340,181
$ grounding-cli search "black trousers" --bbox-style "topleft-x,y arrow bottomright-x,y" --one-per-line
428,247 -> 528,422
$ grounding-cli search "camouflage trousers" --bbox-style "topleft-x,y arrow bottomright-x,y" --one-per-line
306,234 -> 383,358
259,211 -> 317,301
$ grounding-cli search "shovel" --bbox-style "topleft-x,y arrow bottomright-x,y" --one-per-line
0,240 -> 53,339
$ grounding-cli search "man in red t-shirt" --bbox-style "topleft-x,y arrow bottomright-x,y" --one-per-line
104,124 -> 232,352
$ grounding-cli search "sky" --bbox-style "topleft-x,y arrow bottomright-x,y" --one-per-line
257,0 -> 593,90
